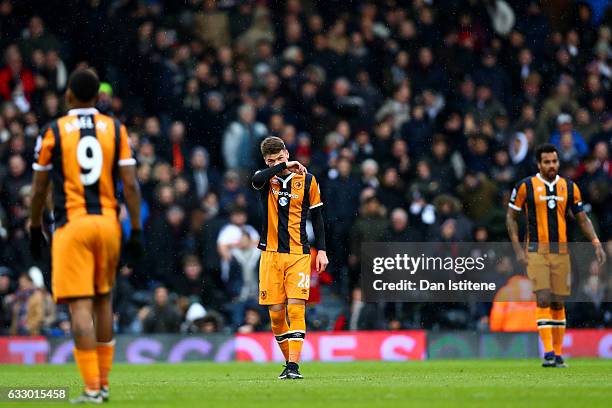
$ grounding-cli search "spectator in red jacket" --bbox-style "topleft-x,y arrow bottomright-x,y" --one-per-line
0,45 -> 35,103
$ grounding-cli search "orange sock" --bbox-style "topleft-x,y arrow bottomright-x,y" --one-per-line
551,307 -> 566,356
73,348 -> 100,392
287,304 -> 306,363
269,308 -> 290,361
96,340 -> 115,388
536,307 -> 553,353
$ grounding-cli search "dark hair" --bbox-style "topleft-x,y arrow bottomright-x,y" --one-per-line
67,69 -> 100,103
260,136 -> 285,156
534,143 -> 558,162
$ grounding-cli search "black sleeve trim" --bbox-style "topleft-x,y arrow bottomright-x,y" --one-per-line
311,206 -> 326,251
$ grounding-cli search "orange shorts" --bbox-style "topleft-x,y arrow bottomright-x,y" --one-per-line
527,252 -> 571,296
51,214 -> 121,303
259,251 -> 311,305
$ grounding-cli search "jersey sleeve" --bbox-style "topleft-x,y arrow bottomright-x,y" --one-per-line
117,124 -> 136,166
571,183 -> 584,213
32,126 -> 55,171
508,180 -> 527,211
252,170 -> 265,190
309,175 -> 323,209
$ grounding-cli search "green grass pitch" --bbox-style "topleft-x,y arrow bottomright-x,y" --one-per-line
1,360 -> 611,407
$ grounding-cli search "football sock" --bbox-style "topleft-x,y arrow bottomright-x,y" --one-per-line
96,340 -> 115,388
536,307 -> 553,353
287,304 -> 306,363
269,308 -> 290,361
73,347 -> 100,392
551,307 -> 566,356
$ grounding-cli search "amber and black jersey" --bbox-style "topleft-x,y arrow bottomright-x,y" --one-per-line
33,108 -> 135,227
509,173 -> 584,253
254,171 -> 323,254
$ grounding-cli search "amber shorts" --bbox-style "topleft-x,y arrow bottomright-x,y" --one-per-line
259,251 -> 311,305
52,214 -> 121,303
526,252 -> 571,296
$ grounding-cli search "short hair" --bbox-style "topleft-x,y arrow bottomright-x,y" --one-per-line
535,143 -> 559,162
260,136 -> 286,156
67,69 -> 100,103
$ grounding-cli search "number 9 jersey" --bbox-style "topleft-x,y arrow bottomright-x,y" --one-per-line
33,108 -> 135,227
33,108 -> 135,303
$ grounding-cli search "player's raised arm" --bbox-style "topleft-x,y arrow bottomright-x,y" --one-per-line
251,162 -> 287,189
251,160 -> 306,189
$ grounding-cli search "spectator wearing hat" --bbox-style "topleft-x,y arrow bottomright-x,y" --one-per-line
8,270 -> 51,335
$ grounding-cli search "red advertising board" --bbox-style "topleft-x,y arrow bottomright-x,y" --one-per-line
564,329 -> 612,358
0,336 -> 48,364
235,331 -> 427,362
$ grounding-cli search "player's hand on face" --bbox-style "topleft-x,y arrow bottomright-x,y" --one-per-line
287,161 -> 306,175
594,244 -> 606,266
316,250 -> 329,272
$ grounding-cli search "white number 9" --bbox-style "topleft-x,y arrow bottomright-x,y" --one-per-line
77,136 -> 103,186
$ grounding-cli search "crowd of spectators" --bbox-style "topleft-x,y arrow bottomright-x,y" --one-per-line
0,0 -> 611,336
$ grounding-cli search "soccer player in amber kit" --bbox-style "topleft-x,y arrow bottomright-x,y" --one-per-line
506,143 -> 605,368
252,136 -> 328,379
29,69 -> 143,403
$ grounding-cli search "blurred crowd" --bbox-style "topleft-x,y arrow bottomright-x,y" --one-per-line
0,0 -> 611,336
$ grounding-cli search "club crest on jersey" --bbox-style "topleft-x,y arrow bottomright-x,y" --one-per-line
293,180 -> 303,190
279,197 -> 289,206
